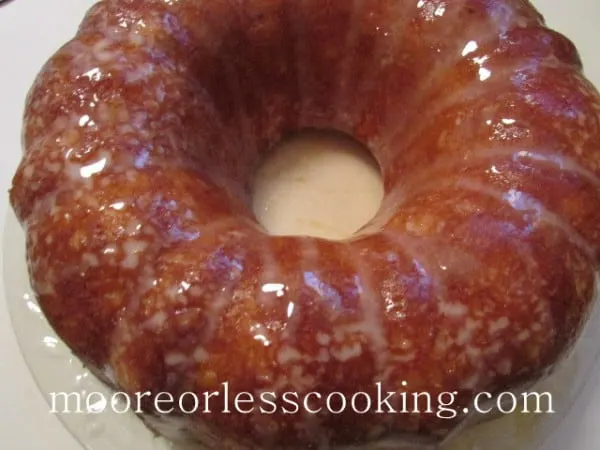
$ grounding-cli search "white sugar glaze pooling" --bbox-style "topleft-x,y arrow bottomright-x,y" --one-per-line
8,0 -> 600,448
252,129 -> 385,240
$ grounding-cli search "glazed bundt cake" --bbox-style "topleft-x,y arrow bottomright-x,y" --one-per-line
10,0 -> 600,447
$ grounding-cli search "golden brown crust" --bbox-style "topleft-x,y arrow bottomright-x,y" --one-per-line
9,0 -> 600,447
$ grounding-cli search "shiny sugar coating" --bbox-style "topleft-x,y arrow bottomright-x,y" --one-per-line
9,0 -> 600,448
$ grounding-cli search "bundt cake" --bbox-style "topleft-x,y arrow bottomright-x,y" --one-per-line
10,0 -> 600,447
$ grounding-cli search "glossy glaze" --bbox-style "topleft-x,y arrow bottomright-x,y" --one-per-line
9,0 -> 600,448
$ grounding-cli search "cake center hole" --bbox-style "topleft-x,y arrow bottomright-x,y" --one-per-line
252,129 -> 384,240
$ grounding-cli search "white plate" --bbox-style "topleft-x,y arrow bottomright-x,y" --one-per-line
5,200 -> 600,450
4,0 -> 600,449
